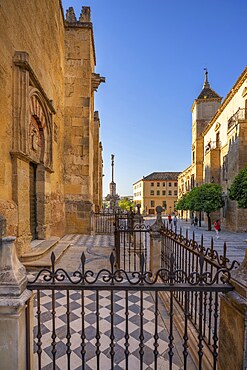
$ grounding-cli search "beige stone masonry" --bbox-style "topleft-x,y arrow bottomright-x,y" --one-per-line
0,235 -> 33,369
64,8 -> 105,233
218,249 -> 247,370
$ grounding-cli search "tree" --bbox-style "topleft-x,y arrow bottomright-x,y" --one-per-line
176,193 -> 190,212
118,197 -> 135,211
176,184 -> 224,230
229,166 -> 247,208
189,183 -> 224,231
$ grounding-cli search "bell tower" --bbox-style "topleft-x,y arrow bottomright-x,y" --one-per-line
191,69 -> 222,185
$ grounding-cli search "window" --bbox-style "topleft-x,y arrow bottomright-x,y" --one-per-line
174,182 -> 177,187
162,190 -> 166,196
192,151 -> 195,163
150,190 -> 154,195
169,182 -> 172,187
157,182 -> 160,187
151,182 -> 154,187
191,174 -> 195,189
162,201 -> 166,209
174,190 -> 177,196
157,190 -> 160,196
163,182 -> 166,186
168,190 -> 172,195
151,200 -> 155,207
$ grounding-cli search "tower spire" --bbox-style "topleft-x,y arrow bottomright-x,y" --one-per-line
203,68 -> 210,88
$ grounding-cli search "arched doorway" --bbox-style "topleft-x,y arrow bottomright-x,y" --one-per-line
28,91 -> 53,240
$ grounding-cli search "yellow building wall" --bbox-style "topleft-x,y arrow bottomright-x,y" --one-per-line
134,180 -> 178,215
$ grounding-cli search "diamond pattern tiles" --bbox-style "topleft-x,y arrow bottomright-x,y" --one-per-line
32,288 -> 182,370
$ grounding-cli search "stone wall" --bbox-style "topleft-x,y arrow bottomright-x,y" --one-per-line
93,111 -> 102,211
0,2 -> 104,251
64,8 -> 104,233
0,0 -> 65,254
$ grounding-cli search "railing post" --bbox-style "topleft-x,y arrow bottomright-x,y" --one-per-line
91,210 -> 95,235
0,216 -> 33,370
150,206 -> 163,274
218,248 -> 247,370
134,203 -> 143,225
132,204 -> 143,246
114,222 -> 120,269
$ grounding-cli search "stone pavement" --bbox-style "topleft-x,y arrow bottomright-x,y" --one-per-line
145,216 -> 247,264
28,234 -> 196,370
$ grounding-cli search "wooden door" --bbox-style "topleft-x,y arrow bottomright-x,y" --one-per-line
29,163 -> 38,240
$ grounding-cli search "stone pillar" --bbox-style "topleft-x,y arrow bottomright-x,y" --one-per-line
150,206 -> 163,273
0,218 -> 33,370
134,204 -> 143,225
218,248 -> 247,370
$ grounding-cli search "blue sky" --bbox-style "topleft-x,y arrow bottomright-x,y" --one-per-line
62,0 -> 247,196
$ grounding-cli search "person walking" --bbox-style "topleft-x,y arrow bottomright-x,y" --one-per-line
214,219 -> 221,239
194,216 -> 198,228
173,215 -> 178,232
168,214 -> 172,225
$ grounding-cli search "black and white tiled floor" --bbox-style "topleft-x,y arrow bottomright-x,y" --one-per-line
28,234 -> 196,369
32,287 -> 184,370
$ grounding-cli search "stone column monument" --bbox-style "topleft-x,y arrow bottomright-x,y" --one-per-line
105,154 -> 120,209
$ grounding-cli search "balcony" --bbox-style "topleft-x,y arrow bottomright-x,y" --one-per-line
228,108 -> 247,131
204,140 -> 221,154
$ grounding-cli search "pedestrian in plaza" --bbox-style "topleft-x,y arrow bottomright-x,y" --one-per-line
168,214 -> 172,225
173,215 -> 178,232
214,219 -> 221,239
194,216 -> 198,228
191,215 -> 194,226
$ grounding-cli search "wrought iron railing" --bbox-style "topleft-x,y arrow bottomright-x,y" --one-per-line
114,222 -> 150,272
27,251 -> 233,370
94,208 -> 134,234
228,108 -> 247,131
160,224 -> 239,367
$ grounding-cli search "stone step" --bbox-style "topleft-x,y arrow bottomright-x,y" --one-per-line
23,241 -> 71,268
20,237 -> 60,262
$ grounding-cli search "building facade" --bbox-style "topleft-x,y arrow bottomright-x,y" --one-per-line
178,68 -> 247,231
133,172 -> 180,215
0,1 -> 104,256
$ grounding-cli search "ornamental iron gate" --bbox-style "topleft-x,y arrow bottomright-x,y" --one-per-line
94,209 -> 135,235
27,251 -> 234,370
94,209 -> 116,234
114,222 -> 150,272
